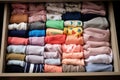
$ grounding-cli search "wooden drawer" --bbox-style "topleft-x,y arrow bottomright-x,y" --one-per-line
0,0 -> 120,77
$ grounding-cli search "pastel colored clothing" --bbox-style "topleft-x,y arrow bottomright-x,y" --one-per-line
25,55 -> 44,64
62,44 -> 83,53
62,64 -> 85,72
62,59 -> 85,66
29,37 -> 45,46
46,3 -> 64,8
83,17 -> 108,29
65,35 -> 84,45
45,59 -> 61,65
12,9 -> 27,15
84,46 -> 111,58
62,52 -> 84,59
44,64 -> 62,73
47,13 -> 62,20
45,34 -> 66,44
7,45 -> 26,53
29,30 -> 45,37
29,10 -> 46,17
29,3 -> 45,11
8,37 -> 28,45
26,45 -> 44,55
8,22 -> 27,30
12,3 -> 28,9
44,52 -> 61,59
46,28 -> 63,36
7,60 -> 25,67
64,20 -> 83,27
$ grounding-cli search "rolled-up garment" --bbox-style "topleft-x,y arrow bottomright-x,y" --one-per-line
62,64 -> 85,72
7,45 -> 26,53
47,13 -> 62,20
62,52 -> 84,59
84,41 -> 110,49
44,52 -> 61,59
12,3 -> 28,9
12,9 -> 27,15
8,30 -> 28,37
64,20 -> 83,27
46,20 -> 64,30
64,27 -> 83,37
46,28 -> 63,36
29,10 -> 46,17
46,3 -> 64,8
84,46 -> 111,58
65,35 -> 84,45
45,44 -> 62,54
25,55 -> 44,64
85,63 -> 113,72
26,45 -> 44,55
7,60 -> 25,67
10,14 -> 28,23
8,22 -> 27,30
83,17 -> 108,29
28,22 -> 45,30
8,37 -> 28,45
83,28 -> 110,42
62,59 -> 85,66
62,44 -> 83,53
29,3 -> 45,11
45,34 -> 66,44
6,53 -> 25,61
62,12 -> 81,20
24,62 -> 44,73
29,37 -> 44,46
29,30 -> 45,37
44,64 -> 62,73
45,58 -> 61,65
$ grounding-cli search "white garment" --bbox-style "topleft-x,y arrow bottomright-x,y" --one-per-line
47,13 -> 62,20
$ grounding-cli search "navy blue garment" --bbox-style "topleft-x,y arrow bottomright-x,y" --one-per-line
8,30 -> 28,37
62,12 -> 81,20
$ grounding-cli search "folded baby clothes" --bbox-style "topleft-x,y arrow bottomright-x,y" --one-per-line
46,3 -> 64,8
47,13 -> 62,20
28,22 -> 45,30
44,52 -> 61,59
46,20 -> 64,30
29,37 -> 45,46
84,46 -> 111,58
46,28 -> 63,36
29,3 -> 45,11
10,14 -> 28,23
45,59 -> 61,65
12,9 -> 27,15
7,45 -> 26,53
7,60 -> 25,67
24,62 -> 44,73
29,10 -> 46,17
8,37 -> 28,45
8,22 -> 27,30
62,12 -> 82,20
25,55 -> 44,64
62,64 -> 85,72
62,59 -> 85,66
85,63 -> 113,72
83,17 -> 108,29
45,34 -> 66,44
8,30 -> 28,37
12,3 -> 28,10
6,53 -> 25,61
29,30 -> 45,37
44,64 -> 62,73
26,45 -> 44,55
64,20 -> 83,27
62,44 -> 83,53
65,35 -> 84,45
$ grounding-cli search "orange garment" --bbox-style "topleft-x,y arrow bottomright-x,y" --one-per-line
65,35 -> 84,45
62,59 -> 85,66
44,64 -> 62,73
8,37 -> 28,45
10,14 -> 28,23
62,52 -> 84,59
45,34 -> 66,44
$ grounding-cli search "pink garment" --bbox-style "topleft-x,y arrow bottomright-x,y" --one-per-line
29,10 -> 46,17
62,44 -> 83,53
84,46 -> 111,58
29,4 -> 45,11
12,3 -> 28,9
83,28 -> 110,42
12,9 -> 27,15
84,41 -> 110,49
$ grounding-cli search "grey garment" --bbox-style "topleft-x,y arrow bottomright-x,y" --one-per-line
26,45 -> 44,55
28,22 -> 45,30
44,52 -> 61,59
62,64 -> 85,72
7,60 -> 25,67
83,17 -> 108,29
7,45 -> 26,53
85,63 -> 113,72
26,55 -> 44,64
45,58 -> 61,65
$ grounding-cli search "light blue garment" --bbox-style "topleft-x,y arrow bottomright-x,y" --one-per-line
45,58 -> 61,65
29,30 -> 45,37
